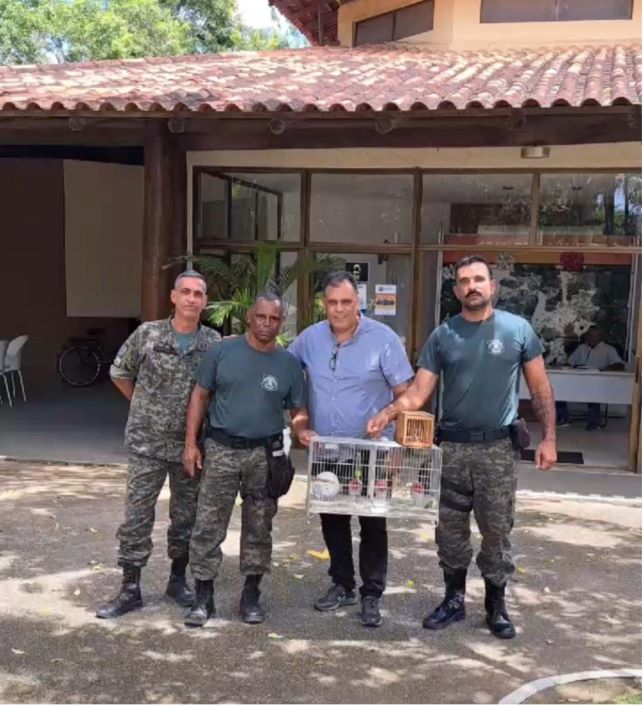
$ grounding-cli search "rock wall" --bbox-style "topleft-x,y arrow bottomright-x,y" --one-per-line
440,262 -> 632,364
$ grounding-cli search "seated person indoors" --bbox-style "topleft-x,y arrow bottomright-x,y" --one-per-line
556,326 -> 625,431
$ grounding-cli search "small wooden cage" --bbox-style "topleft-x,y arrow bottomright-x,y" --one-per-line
395,411 -> 435,448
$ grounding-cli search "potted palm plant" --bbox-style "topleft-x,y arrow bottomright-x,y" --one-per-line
183,244 -> 344,344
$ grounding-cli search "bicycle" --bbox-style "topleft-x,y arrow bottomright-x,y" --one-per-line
57,328 -> 114,387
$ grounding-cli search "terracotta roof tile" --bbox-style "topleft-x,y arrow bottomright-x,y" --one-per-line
0,44 -> 639,114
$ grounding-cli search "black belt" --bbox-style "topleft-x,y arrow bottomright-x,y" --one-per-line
439,426 -> 511,444
206,427 -> 281,450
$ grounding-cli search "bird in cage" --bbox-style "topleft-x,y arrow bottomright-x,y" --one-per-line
311,471 -> 340,500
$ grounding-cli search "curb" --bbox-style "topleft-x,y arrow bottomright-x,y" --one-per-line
0,455 -> 127,469
517,489 -> 641,505
499,668 -> 642,704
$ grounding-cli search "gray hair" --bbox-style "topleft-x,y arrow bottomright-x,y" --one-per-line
253,291 -> 283,311
174,270 -> 207,291
322,271 -> 358,296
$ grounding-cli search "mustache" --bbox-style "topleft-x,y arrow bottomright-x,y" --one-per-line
466,291 -> 482,298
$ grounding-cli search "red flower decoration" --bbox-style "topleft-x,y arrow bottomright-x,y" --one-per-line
560,252 -> 584,272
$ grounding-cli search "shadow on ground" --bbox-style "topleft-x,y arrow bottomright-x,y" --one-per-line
0,462 -> 640,704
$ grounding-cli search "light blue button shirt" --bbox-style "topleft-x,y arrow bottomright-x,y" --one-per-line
288,316 -> 414,439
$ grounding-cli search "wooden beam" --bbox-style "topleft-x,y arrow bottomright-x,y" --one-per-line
141,122 -> 175,320
0,108 -> 638,150
179,110 -> 641,150
0,116 -> 144,146
0,144 -> 143,163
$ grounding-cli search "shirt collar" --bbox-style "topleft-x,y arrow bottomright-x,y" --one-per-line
328,314 -> 367,345
165,316 -> 203,352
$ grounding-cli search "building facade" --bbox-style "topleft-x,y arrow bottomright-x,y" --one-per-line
0,0 -> 640,466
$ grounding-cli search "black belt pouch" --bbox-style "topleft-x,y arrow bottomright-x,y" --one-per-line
510,418 -> 531,451
265,435 -> 295,499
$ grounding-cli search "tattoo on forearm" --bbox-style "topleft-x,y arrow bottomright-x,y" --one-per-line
531,385 -> 556,440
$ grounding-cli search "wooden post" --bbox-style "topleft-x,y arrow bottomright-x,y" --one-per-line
408,169 -> 422,363
296,171 -> 311,333
628,304 -> 641,472
141,121 -> 175,320
169,141 -> 187,282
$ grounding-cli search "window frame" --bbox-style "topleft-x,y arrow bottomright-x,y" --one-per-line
480,0 -> 634,23
193,166 -> 641,351
353,0 -> 435,46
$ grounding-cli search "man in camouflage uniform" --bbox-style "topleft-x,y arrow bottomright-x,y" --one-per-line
368,256 -> 557,639
96,271 -> 220,619
182,293 -> 305,627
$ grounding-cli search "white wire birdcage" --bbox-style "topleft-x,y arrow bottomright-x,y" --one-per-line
306,436 -> 442,522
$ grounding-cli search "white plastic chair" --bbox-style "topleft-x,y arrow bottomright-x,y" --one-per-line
0,340 -> 9,406
1,335 -> 28,404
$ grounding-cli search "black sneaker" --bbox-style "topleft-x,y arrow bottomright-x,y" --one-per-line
360,595 -> 382,627
314,584 -> 358,611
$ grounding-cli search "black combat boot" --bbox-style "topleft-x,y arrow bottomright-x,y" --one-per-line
184,579 -> 215,627
422,569 -> 467,630
484,579 -> 516,639
95,565 -> 143,619
165,557 -> 195,607
240,574 -> 266,624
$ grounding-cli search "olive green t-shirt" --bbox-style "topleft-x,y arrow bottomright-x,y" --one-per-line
173,330 -> 197,354
196,335 -> 306,439
417,309 -> 544,431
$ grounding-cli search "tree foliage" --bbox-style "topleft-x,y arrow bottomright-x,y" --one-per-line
0,0 -> 306,64
178,244 -> 344,343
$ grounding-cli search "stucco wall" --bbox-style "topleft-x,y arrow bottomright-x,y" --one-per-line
64,160 -> 144,318
0,159 -> 140,393
338,0 -> 641,48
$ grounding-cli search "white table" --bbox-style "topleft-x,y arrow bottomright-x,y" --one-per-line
519,368 -> 635,405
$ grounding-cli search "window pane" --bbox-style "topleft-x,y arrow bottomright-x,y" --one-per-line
355,13 -> 394,45
538,173 -> 641,246
317,253 -> 412,344
394,0 -> 434,39
310,174 -> 414,243
557,0 -> 632,20
197,172 -> 228,241
422,174 -> 532,244
276,250 -> 300,342
481,0 -> 555,22
440,258 -> 633,365
230,181 -> 258,240
195,171 -> 301,241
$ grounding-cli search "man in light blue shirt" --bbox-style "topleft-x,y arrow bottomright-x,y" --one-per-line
289,271 -> 413,627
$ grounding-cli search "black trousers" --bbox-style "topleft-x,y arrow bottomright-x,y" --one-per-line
320,513 -> 387,598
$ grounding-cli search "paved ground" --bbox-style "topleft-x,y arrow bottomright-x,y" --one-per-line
0,382 -> 129,465
1,385 -> 641,499
0,462 -> 640,704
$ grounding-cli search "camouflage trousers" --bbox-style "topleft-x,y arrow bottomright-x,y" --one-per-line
189,439 -> 278,582
436,437 -> 518,587
117,452 -> 200,568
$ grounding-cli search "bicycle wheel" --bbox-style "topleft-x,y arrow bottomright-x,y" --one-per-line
58,346 -> 101,387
